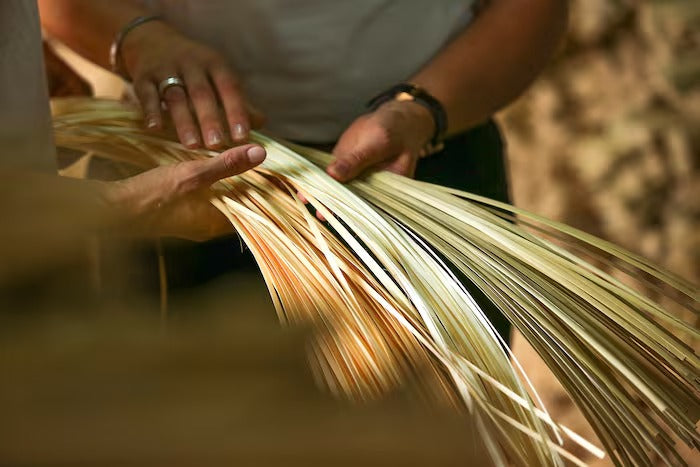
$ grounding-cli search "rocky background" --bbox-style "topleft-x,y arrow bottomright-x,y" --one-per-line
501,1 -> 699,465
502,0 -> 699,284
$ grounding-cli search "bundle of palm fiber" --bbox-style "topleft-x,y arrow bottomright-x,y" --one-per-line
51,98 -> 698,467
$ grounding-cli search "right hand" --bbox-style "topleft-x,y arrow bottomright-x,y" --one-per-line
121,21 -> 264,149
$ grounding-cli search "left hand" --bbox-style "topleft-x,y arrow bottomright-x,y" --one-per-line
327,100 -> 435,182
104,144 -> 266,241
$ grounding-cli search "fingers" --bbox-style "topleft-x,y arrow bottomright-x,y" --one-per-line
209,62 -> 251,142
328,126 -> 394,182
296,190 -> 328,222
138,59 -> 256,147
182,66 -> 226,148
159,74 -> 201,148
113,144 -> 265,234
134,78 -> 163,130
181,144 -> 266,191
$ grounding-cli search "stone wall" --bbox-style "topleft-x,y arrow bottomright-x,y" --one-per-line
501,1 -> 699,464
502,0 -> 699,282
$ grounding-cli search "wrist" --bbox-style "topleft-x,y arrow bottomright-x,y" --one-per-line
119,20 -> 173,78
379,99 -> 435,146
99,180 -> 133,217
367,83 -> 447,155
95,179 -> 161,236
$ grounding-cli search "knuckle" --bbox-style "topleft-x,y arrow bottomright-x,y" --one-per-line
133,77 -> 150,92
188,84 -> 213,103
219,82 -> 241,100
134,81 -> 155,101
178,54 -> 202,69
175,163 -> 204,193
344,151 -> 366,168
208,56 -> 231,71
142,98 -> 161,113
206,55 -> 228,71
215,71 -> 241,91
200,116 -> 221,130
177,121 -> 198,134
226,109 -> 247,124
164,86 -> 187,103
222,152 -> 244,174
370,125 -> 392,147
198,47 -> 221,62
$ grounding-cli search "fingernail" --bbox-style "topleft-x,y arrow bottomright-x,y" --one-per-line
146,117 -> 158,129
183,131 -> 199,147
329,161 -> 349,179
246,146 -> 266,164
207,129 -> 222,146
233,123 -> 247,141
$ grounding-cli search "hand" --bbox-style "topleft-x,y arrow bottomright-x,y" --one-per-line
121,21 -> 264,149
327,100 -> 435,182
105,144 -> 266,241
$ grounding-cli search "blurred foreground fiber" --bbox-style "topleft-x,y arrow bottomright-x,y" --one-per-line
0,183 -> 483,465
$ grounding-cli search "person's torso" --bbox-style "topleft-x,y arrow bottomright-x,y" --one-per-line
144,0 -> 476,141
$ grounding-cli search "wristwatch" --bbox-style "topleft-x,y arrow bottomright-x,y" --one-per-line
367,83 -> 447,156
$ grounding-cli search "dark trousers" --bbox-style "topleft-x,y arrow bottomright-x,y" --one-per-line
415,120 -> 512,344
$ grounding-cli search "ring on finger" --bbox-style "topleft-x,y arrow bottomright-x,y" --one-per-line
157,76 -> 186,98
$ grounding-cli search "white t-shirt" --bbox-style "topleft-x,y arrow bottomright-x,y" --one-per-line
143,1 -> 477,142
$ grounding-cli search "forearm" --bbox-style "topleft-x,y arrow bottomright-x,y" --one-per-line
410,0 -> 568,134
37,0 -> 154,69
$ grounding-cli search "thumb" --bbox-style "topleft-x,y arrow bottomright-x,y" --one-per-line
190,144 -> 266,188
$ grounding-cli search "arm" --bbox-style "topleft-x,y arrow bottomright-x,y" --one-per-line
328,0 -> 568,181
411,0 -> 568,133
39,0 -> 261,149
1,143 -> 266,279
38,0 -> 149,70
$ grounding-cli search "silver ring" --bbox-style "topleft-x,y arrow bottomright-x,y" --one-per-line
157,76 -> 186,97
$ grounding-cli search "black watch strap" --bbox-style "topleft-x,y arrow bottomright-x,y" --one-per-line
367,83 -> 448,149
